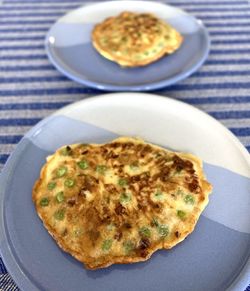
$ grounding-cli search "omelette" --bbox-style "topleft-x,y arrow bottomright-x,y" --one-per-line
33,137 -> 212,270
92,12 -> 183,67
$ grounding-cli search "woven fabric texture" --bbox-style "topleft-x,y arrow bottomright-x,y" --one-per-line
0,0 -> 249,290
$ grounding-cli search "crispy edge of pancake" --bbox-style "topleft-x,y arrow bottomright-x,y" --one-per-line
32,137 -> 212,270
91,14 -> 183,67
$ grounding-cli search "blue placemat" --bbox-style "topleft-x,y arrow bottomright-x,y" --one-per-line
0,0 -> 249,290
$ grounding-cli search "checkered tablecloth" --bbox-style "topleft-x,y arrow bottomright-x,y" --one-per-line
0,0 -> 249,290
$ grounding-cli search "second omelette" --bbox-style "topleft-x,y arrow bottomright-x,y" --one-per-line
92,12 -> 183,67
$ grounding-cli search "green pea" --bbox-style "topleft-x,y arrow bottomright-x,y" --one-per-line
77,160 -> 88,170
40,197 -> 49,207
177,210 -> 186,219
157,224 -> 169,237
56,191 -> 64,203
54,209 -> 65,221
60,146 -> 71,156
102,239 -> 112,251
155,191 -> 164,200
129,161 -> 139,169
64,178 -> 75,188
152,217 -> 159,227
47,181 -> 56,190
123,241 -> 134,254
139,226 -> 151,238
176,188 -> 184,196
118,178 -> 127,187
120,193 -> 131,204
96,165 -> 107,175
184,195 -> 195,205
56,166 -> 67,177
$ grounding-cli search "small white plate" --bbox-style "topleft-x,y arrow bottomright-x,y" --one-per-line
45,1 -> 210,91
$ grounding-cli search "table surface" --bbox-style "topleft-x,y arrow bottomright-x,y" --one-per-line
0,0 -> 249,290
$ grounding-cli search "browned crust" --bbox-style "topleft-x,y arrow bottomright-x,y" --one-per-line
91,12 -> 183,67
32,137 -> 212,270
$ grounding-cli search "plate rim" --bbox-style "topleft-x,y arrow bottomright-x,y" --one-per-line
55,93 -> 250,167
45,0 -> 210,91
0,92 -> 249,291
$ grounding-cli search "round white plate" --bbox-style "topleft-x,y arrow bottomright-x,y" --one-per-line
45,1 -> 210,91
0,93 -> 249,291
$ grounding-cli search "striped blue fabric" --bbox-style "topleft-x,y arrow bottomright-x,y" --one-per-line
0,0 -> 249,290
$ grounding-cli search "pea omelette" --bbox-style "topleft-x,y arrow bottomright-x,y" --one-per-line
32,137 -> 212,269
92,12 -> 183,67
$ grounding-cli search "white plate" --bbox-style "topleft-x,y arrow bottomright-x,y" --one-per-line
45,1 -> 210,91
0,93 -> 249,291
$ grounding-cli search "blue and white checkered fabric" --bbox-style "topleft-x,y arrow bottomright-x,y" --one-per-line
0,0 -> 249,290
